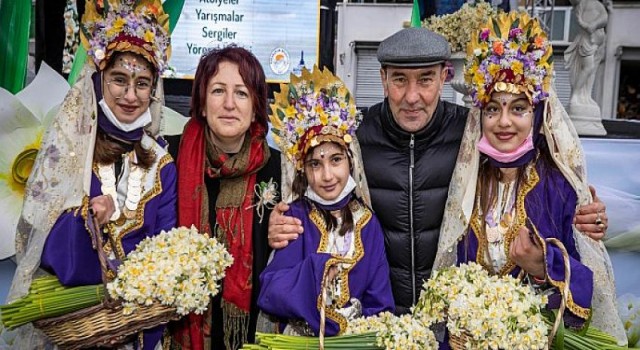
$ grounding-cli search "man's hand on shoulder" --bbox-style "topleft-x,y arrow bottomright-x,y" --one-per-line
268,201 -> 304,249
574,185 -> 608,240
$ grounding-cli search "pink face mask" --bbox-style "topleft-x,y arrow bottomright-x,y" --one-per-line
477,132 -> 534,164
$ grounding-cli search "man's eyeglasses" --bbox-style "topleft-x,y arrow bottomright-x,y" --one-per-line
105,77 -> 154,102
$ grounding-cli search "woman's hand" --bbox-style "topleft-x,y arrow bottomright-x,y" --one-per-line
509,226 -> 545,279
267,201 -> 304,249
574,185 -> 607,240
90,195 -> 116,225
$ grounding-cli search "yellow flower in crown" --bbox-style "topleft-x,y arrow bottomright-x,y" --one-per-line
80,0 -> 171,72
464,11 -> 553,107
269,66 -> 362,170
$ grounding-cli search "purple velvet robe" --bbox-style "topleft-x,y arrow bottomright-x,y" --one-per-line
40,152 -> 177,350
258,199 -> 395,336
457,162 -> 593,324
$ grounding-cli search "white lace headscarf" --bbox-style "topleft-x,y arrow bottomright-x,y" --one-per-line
432,86 -> 626,344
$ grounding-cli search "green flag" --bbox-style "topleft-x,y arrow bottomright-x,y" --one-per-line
0,0 -> 32,93
67,0 -> 186,85
411,0 -> 421,28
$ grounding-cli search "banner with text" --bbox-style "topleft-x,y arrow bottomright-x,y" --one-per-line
167,0 -> 320,82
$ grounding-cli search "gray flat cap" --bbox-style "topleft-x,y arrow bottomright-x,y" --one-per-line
377,27 -> 451,67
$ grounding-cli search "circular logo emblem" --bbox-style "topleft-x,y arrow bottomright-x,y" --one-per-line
269,48 -> 290,75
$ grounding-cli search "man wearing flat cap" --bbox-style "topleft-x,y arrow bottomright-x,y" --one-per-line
267,26 -> 609,317
356,27 -> 469,315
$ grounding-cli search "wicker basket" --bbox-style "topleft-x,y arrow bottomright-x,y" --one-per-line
449,331 -> 471,350
34,214 -> 181,349
34,302 -> 180,349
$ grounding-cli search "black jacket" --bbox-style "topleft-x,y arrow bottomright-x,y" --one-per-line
357,99 -> 468,314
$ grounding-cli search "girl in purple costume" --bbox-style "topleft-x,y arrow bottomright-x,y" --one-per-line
258,67 -> 394,336
6,1 -> 175,348
433,12 -> 626,344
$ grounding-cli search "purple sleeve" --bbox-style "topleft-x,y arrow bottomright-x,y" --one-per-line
41,209 -> 103,286
542,178 -> 593,321
257,235 -> 336,335
526,171 -> 593,324
154,161 -> 177,232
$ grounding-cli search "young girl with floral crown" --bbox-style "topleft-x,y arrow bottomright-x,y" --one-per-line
433,11 -> 626,345
257,67 -> 394,337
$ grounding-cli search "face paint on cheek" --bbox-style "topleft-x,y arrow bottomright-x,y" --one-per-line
117,57 -> 148,75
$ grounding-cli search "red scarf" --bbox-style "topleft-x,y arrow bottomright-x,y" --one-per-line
173,117 -> 268,350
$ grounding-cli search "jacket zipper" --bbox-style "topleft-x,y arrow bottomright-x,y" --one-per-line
409,134 -> 416,305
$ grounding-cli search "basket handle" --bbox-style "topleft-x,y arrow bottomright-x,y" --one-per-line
319,269 -> 330,350
87,210 -> 117,304
544,237 -> 571,345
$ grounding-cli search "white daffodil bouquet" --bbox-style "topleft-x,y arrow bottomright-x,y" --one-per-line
414,262 -> 549,349
107,225 -> 233,316
346,312 -> 438,350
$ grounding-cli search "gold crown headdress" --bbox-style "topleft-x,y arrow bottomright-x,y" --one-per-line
81,0 -> 171,72
464,12 -> 553,107
270,66 -> 362,170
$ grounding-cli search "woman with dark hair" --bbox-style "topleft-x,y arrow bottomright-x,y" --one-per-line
172,45 -> 281,350
6,1 -> 176,348
433,11 -> 626,344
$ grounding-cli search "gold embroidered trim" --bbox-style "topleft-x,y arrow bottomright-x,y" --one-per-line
471,163 -> 539,276
311,200 -> 371,334
114,153 -> 172,255
79,195 -> 92,238
540,224 -> 592,320
546,277 -> 592,319
93,152 -> 173,257
317,257 -> 348,335
471,164 -> 591,320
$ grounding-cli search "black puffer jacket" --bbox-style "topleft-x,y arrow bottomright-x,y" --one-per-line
357,99 -> 468,314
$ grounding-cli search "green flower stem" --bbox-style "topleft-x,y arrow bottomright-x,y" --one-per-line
242,332 -> 380,350
0,278 -> 104,329
544,315 -> 626,350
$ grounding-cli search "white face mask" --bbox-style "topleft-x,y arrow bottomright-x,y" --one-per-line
98,98 -> 152,132
305,176 -> 357,205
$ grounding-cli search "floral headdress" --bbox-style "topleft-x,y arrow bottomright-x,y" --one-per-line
270,66 -> 362,170
464,12 -> 553,107
80,0 -> 171,72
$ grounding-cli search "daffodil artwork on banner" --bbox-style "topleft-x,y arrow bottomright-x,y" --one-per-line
0,64 -> 70,259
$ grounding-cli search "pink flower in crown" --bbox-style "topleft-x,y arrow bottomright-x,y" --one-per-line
480,28 -> 490,41
509,28 -> 523,39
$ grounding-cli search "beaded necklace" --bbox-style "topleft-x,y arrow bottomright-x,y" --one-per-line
97,152 -> 146,222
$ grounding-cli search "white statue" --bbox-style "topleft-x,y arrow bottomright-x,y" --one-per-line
564,0 -> 611,135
